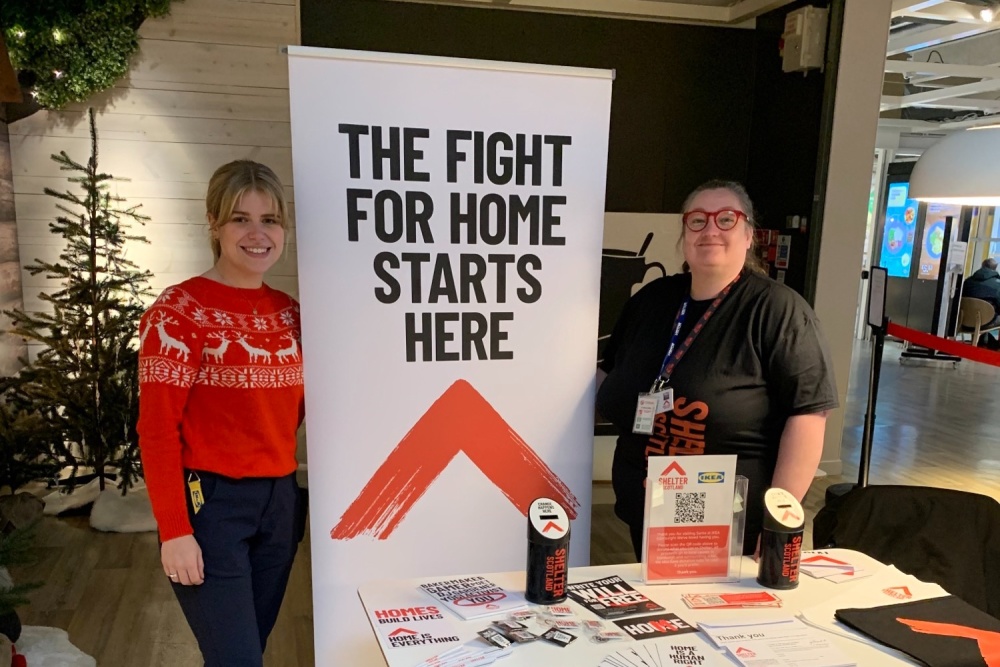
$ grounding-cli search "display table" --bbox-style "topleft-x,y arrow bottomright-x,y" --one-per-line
358,549 -> 920,666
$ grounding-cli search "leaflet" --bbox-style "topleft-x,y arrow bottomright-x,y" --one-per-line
699,617 -> 855,667
613,612 -> 698,640
414,642 -> 512,667
800,551 -> 871,583
565,575 -> 666,619
418,576 -> 527,620
598,634 -> 731,667
681,591 -> 782,609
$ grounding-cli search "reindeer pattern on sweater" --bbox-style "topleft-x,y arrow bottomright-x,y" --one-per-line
138,280 -> 303,390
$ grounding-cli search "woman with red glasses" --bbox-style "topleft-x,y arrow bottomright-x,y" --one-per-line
596,179 -> 838,561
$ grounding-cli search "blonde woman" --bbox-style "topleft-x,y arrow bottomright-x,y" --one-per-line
138,160 -> 304,666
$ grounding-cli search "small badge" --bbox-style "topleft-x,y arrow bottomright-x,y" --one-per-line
593,629 -> 629,643
477,629 -> 511,649
493,620 -> 526,632
188,474 -> 204,515
503,629 -> 538,644
547,605 -> 574,617
651,387 -> 674,414
632,394 -> 658,434
541,628 -> 577,647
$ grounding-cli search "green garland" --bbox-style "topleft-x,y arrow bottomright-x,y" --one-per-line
2,0 -> 177,109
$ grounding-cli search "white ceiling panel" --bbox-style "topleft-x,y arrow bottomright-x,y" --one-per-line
385,0 -> 795,24
882,1 -> 1000,140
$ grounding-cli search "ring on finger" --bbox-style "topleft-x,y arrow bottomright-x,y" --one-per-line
167,572 -> 179,579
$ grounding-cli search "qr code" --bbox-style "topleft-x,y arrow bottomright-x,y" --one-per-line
673,492 -> 706,523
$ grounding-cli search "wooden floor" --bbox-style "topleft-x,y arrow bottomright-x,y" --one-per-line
11,340 -> 1000,665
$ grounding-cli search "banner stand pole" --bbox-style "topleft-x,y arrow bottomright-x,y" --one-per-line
857,318 -> 885,488
825,267 -> 889,504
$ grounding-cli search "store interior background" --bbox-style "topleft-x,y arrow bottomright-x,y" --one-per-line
3,0 -> 1000,663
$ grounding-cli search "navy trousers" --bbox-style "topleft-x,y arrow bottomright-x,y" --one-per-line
170,472 -> 301,667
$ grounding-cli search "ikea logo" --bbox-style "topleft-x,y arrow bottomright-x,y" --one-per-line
698,472 -> 725,484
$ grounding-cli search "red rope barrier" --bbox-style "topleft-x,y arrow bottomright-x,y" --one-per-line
886,322 -> 1000,368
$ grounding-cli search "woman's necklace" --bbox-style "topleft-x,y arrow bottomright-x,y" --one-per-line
207,268 -> 265,316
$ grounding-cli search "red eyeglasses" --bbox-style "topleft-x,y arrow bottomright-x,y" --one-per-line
682,209 -> 747,232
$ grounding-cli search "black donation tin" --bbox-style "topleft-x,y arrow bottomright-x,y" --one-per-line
525,497 -> 570,604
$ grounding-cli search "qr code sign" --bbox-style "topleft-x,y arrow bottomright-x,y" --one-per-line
674,492 -> 706,523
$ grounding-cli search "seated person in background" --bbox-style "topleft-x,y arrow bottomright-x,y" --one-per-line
962,258 -> 1000,347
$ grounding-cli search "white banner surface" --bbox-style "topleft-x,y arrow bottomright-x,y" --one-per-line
288,47 -> 612,665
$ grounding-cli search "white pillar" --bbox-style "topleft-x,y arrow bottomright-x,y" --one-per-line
814,0 -> 893,475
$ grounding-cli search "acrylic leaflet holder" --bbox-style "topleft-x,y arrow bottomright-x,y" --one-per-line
640,454 -> 747,585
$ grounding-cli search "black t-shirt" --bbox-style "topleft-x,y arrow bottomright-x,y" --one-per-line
595,271 -> 838,547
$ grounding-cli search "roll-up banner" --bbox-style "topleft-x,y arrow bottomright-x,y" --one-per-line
288,47 -> 613,664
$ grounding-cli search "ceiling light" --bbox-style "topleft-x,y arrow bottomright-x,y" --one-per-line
982,7 -> 995,22
910,126 -> 1000,205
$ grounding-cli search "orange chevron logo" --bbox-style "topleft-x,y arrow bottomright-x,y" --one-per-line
899,618 -> 1000,666
802,555 -> 848,565
781,509 -> 802,523
388,628 -> 418,637
331,379 -> 580,540
661,461 -> 686,476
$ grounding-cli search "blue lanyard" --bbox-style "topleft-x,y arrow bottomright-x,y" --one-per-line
652,272 -> 742,391
656,298 -> 689,382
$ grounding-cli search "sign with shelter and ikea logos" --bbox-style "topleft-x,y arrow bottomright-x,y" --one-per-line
642,455 -> 741,584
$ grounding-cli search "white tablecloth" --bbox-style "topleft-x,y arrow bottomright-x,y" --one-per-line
357,549 -> 923,666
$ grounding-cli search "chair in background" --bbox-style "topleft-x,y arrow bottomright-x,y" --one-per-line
812,485 -> 1000,620
957,297 -> 1000,345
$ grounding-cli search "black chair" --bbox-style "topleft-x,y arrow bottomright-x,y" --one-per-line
812,485 -> 1000,620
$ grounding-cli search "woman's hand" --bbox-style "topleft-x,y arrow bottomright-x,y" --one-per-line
161,535 -> 205,586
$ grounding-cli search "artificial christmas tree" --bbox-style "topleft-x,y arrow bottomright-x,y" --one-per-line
0,379 -> 59,495
4,109 -> 153,495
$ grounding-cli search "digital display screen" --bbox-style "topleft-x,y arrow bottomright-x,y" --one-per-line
879,183 -> 918,278
917,203 -> 962,281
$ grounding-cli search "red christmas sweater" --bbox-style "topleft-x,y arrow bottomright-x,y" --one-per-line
137,276 -> 305,541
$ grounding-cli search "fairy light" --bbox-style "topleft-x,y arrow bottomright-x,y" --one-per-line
53,70 -> 64,79
52,28 -> 64,42
13,28 -> 26,39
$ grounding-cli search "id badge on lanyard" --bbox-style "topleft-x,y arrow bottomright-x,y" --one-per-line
631,274 -> 739,435
633,378 -> 674,435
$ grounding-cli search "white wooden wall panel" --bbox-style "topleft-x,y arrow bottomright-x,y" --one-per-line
11,0 -> 301,318
96,80 -> 291,97
11,137 -> 293,184
139,0 -> 297,47
129,42 -> 289,89
14,175 -> 294,202
12,113 -> 292,147
58,88 -> 292,122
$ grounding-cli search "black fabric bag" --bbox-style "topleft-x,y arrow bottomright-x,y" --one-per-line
812,485 -> 1000,620
836,595 -> 1000,667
